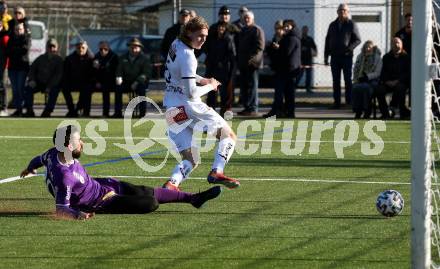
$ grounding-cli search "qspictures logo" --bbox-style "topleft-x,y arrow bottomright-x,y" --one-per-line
55,97 -> 386,172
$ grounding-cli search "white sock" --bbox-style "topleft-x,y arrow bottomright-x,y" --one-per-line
212,137 -> 235,173
169,160 -> 194,186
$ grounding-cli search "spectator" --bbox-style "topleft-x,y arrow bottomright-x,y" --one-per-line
93,41 -> 118,117
24,38 -> 64,117
375,37 -> 411,119
395,13 -> 412,55
233,6 -> 248,30
237,10 -> 265,116
189,9 -> 197,19
264,19 -> 301,118
114,37 -> 151,118
203,5 -> 239,116
7,6 -> 30,38
324,3 -> 361,108
298,25 -> 317,94
351,40 -> 382,119
160,9 -> 191,60
263,20 -> 284,117
204,21 -> 236,116
63,41 -> 94,117
0,1 -> 11,117
6,22 -> 30,116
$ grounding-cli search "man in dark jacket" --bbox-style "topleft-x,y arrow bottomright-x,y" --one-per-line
264,20 -> 301,118
204,21 -> 236,116
63,41 -> 94,117
114,37 -> 151,118
298,25 -> 317,93
237,10 -> 265,116
24,38 -> 64,117
374,37 -> 411,119
160,9 -> 191,60
203,6 -> 238,116
395,13 -> 412,55
324,3 -> 361,108
93,41 -> 118,117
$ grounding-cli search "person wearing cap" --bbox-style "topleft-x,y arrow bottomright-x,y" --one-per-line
24,38 -> 64,117
114,37 -> 151,118
6,22 -> 30,117
202,5 -> 239,117
0,1 -> 11,116
237,10 -> 265,116
63,41 -> 94,117
160,8 -> 191,60
93,41 -> 118,117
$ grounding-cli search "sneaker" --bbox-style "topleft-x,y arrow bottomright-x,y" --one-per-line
207,170 -> 240,189
191,186 -> 222,209
0,109 -> 8,117
10,110 -> 22,117
162,180 -> 181,191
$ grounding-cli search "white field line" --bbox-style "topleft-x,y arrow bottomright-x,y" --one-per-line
0,135 -> 410,144
96,175 -> 411,185
0,174 -> 37,184
0,173 -> 412,186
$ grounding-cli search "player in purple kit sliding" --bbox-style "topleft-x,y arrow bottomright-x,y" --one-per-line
20,125 -> 222,220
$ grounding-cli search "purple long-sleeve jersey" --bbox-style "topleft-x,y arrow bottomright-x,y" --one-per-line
27,147 -> 121,217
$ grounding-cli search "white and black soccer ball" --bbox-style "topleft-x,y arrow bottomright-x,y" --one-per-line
376,190 -> 404,217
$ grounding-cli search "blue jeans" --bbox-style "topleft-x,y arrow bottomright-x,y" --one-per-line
8,69 -> 28,111
239,67 -> 259,112
352,80 -> 377,114
330,55 -> 353,105
298,67 -> 313,92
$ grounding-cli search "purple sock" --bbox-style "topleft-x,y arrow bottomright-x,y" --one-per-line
153,187 -> 193,204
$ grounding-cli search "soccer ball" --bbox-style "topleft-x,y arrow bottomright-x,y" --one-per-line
376,190 -> 404,217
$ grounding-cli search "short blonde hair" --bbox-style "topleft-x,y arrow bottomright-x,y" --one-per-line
179,16 -> 209,44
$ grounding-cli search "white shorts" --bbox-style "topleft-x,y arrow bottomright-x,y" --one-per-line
166,101 -> 227,152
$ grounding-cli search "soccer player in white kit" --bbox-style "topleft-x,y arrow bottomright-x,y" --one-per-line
162,16 -> 240,191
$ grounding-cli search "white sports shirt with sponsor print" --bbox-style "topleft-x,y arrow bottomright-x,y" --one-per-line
163,38 -> 214,108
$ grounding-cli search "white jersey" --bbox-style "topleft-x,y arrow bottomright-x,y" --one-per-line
163,39 -> 213,108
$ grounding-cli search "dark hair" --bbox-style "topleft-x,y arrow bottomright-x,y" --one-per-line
405,13 -> 412,18
52,125 -> 78,147
283,19 -> 295,28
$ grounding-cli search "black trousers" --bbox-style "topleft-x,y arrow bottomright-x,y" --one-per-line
97,182 -> 159,214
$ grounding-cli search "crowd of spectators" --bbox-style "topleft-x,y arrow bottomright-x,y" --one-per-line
0,2 -> 414,120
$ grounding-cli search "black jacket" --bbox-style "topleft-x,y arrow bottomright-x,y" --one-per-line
205,31 -> 236,83
379,50 -> 411,87
160,23 -> 182,59
395,27 -> 411,54
324,18 -> 361,59
63,51 -> 94,89
277,27 -> 301,75
93,49 -> 118,88
6,33 -> 30,71
301,35 -> 317,65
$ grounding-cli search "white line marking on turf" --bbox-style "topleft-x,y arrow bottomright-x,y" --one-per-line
96,175 -> 411,185
0,173 -> 411,185
0,135 -> 410,144
0,174 -> 36,184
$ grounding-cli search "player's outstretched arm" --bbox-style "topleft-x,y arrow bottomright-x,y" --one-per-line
20,168 -> 36,178
21,154 -> 46,178
55,205 -> 94,220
